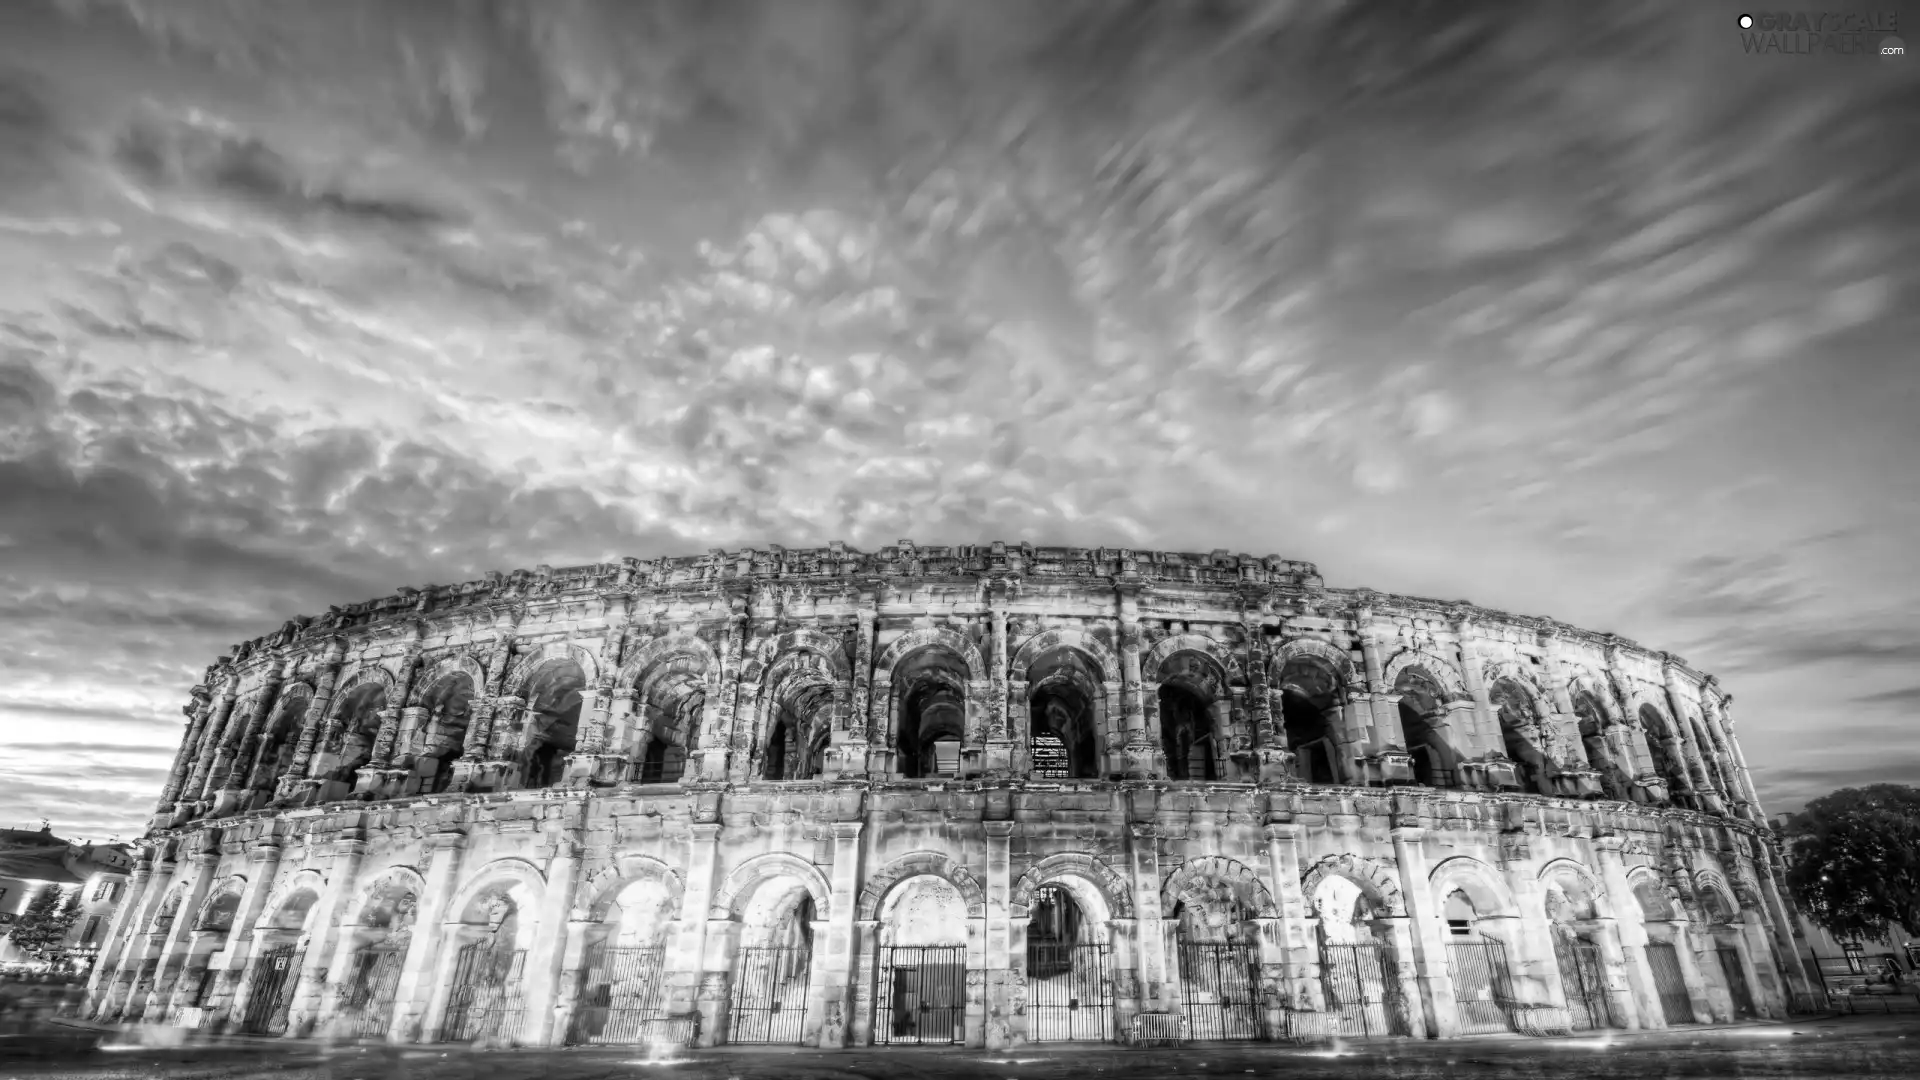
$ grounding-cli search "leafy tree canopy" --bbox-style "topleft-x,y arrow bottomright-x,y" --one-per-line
1785,783 -> 1920,943
6,885 -> 79,960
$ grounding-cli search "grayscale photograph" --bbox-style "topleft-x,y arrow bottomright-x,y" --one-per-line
0,2 -> 1914,1078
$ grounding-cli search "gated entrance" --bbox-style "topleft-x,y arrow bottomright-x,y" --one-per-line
1027,942 -> 1114,1042
238,943 -> 304,1035
1177,943 -> 1264,1041
437,943 -> 528,1044
876,945 -> 966,1045
338,947 -> 406,1039
729,945 -> 811,1044
1644,941 -> 1696,1025
1446,940 -> 1519,1035
1714,945 -> 1756,1019
569,944 -> 669,1045
1320,942 -> 1409,1038
1552,934 -> 1615,1030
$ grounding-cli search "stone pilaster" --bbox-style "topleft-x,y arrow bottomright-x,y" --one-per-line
202,836 -> 283,1031
813,821 -> 864,1048
674,822 -> 725,1044
982,819 -> 1016,1049
1127,822 -> 1168,1008
86,852 -> 153,1015
287,827 -> 370,1037
283,640 -> 349,797
1593,835 -> 1662,1029
184,677 -> 242,809
392,828 -> 466,1043
1390,826 -> 1455,1037
522,828 -> 583,1046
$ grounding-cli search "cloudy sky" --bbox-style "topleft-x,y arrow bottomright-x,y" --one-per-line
0,0 -> 1913,843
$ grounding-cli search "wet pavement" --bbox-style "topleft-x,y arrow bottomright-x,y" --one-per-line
2,1014 -> 1917,1080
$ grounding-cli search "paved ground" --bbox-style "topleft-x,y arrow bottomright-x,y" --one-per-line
1,1014 -> 1917,1080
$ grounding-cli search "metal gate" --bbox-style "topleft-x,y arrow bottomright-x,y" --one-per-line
238,943 -> 304,1035
730,945 -> 811,1044
1553,934 -> 1615,1030
1644,941 -> 1696,1025
877,945 -> 966,1045
1177,943 -> 1264,1041
1027,943 -> 1114,1042
569,945 -> 669,1045
338,947 -> 406,1039
1715,946 -> 1756,1019
1447,941 -> 1518,1034
437,944 -> 527,1044
1320,942 -> 1409,1038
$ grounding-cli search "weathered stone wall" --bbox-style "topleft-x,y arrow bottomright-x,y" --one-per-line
89,542 -> 1810,1047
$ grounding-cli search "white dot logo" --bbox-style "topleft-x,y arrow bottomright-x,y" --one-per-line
1739,14 -> 1754,28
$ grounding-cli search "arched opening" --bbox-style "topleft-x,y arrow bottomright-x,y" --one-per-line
1392,668 -> 1452,788
1544,876 -> 1616,1031
893,648 -> 970,780
631,654 -> 706,785
1632,876 -> 1698,1026
414,673 -> 475,796
1489,678 -> 1550,794
1310,873 -> 1409,1038
325,683 -> 387,799
1440,886 -> 1519,1034
1027,650 -> 1105,780
729,879 -> 819,1045
177,889 -> 241,1011
1571,692 -> 1630,801
761,655 -> 835,781
439,883 -> 535,1045
1695,889 -> 1757,1020
1637,705 -> 1685,797
1170,882 -> 1263,1041
518,660 -> 586,790
237,888 -> 318,1035
1157,652 -> 1226,782
249,685 -> 311,809
1025,883 -> 1113,1041
570,875 -> 679,1046
1279,657 -> 1342,785
876,875 -> 970,1045
334,878 -> 420,1039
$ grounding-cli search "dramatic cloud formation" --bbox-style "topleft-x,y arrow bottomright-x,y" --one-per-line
0,0 -> 1913,841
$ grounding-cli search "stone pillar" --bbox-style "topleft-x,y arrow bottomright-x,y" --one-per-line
108,855 -> 179,1020
983,819 -> 1016,1049
211,663 -> 286,815
391,828 -> 466,1043
1389,826 -> 1456,1037
1127,823 -> 1169,1009
1353,606 -> 1394,750
674,823 -> 725,1044
184,678 -> 242,809
1262,820 -> 1317,1017
202,836 -> 284,1031
1664,918 -> 1716,1025
1493,833 -> 1560,1014
522,830 -> 583,1046
87,852 -> 153,1015
144,847 -> 220,1021
834,601 -> 876,779
849,919 -> 880,1046
1592,836 -> 1662,1029
549,916 -> 596,1048
984,589 -> 1016,777
1246,633 -> 1292,782
1587,915 -> 1642,1030
287,827 -> 369,1037
154,687 -> 215,824
1660,658 -> 1713,808
283,640 -> 349,799
1452,613 -> 1495,759
1751,852 -> 1817,1006
813,821 -> 864,1048
1118,586 -> 1153,779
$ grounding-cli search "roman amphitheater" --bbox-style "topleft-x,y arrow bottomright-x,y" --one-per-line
86,543 -> 1815,1049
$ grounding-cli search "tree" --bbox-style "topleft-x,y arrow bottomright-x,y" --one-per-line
7,885 -> 79,960
1784,783 -> 1920,943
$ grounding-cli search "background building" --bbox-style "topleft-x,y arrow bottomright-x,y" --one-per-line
87,543 -> 1812,1047
0,825 -> 134,972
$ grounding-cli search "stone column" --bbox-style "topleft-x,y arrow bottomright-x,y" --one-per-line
1587,915 -> 1642,1030
1353,605 -> 1394,750
1118,586 -> 1154,779
983,819 -> 1016,1049
1660,658 -> 1713,808
522,830 -> 583,1046
391,828 -> 466,1043
673,823 -> 725,1044
813,821 -> 864,1048
1246,633 -> 1292,782
109,855 -> 179,1020
287,827 -> 369,1037
1262,820 -> 1317,1017
1389,826 -> 1456,1037
86,852 -> 152,1015
154,687 -> 215,825
1664,917 -> 1716,1024
184,677 -> 242,810
1592,836 -> 1662,1029
835,601 -> 876,779
1703,692 -> 1760,816
214,661 -> 287,816
283,640 -> 349,800
1452,613 -> 1495,760
984,588 -> 1016,777
202,836 -> 284,1031
1127,823 -> 1169,1009
549,915 -> 596,1049
156,848 -> 224,1020
1493,833 -> 1560,1015
1750,850 -> 1817,1006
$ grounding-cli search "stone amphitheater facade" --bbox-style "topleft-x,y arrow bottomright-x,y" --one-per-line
86,542 -> 1815,1049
